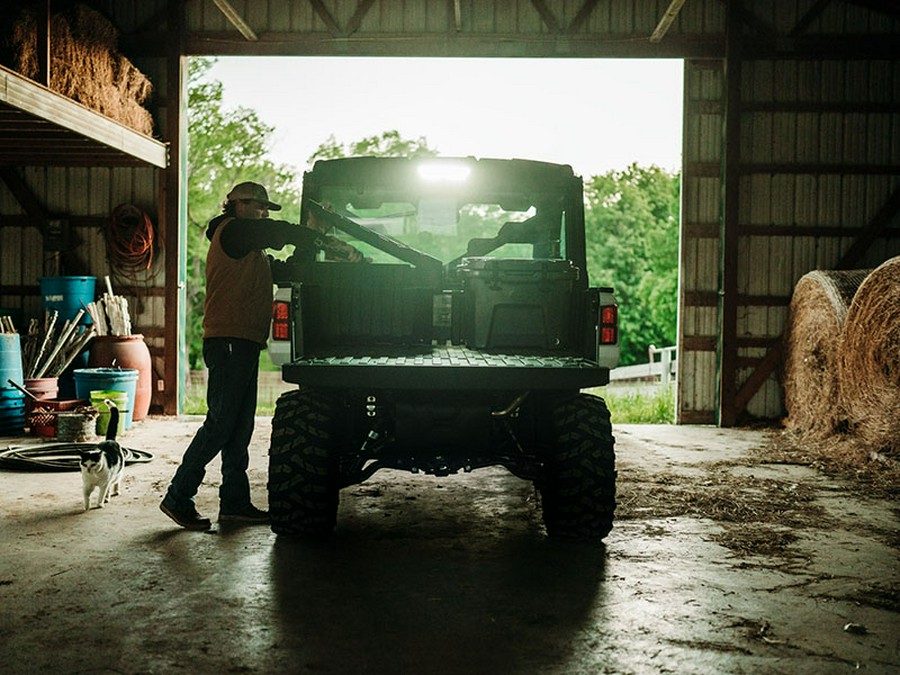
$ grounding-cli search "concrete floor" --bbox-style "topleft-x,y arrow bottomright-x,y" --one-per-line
1,417 -> 898,674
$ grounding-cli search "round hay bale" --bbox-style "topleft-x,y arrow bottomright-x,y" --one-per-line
783,268 -> 871,438
838,256 -> 900,455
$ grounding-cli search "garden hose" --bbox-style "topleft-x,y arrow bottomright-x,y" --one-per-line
0,443 -> 153,472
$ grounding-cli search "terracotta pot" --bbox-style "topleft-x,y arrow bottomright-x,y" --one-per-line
89,335 -> 152,420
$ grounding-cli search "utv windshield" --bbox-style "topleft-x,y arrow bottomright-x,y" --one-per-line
302,157 -> 581,266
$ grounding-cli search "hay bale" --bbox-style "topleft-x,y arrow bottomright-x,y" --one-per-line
783,268 -> 871,438
10,4 -> 153,136
838,256 -> 900,456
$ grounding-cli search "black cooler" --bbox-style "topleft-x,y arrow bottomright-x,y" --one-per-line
455,257 -> 580,350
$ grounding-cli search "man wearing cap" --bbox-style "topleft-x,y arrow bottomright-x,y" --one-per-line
160,181 -> 365,530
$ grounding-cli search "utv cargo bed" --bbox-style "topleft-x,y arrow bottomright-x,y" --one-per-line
281,345 -> 609,391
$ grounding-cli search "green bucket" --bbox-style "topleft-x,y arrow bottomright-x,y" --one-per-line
91,390 -> 129,436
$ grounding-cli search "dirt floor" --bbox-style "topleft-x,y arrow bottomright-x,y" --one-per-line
1,416 -> 898,674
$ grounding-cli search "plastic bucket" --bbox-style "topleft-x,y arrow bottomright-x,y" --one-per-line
40,276 -> 96,325
0,333 -> 26,436
73,368 -> 138,430
24,377 -> 59,415
91,390 -> 129,436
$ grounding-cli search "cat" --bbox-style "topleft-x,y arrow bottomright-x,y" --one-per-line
79,399 -> 126,511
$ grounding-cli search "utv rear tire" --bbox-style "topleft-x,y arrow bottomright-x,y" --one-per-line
539,393 -> 616,540
268,388 -> 339,537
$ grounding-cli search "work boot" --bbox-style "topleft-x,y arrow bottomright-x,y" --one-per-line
160,501 -> 212,530
218,504 -> 270,524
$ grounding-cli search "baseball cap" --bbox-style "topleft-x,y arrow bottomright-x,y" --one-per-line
226,181 -> 282,211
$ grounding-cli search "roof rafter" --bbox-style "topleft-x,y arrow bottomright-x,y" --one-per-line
650,0 -> 687,43
309,0 -> 376,38
211,0 -> 257,41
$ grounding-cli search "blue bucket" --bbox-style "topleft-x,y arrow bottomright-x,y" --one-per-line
40,276 -> 96,324
74,368 -> 138,430
0,333 -> 26,436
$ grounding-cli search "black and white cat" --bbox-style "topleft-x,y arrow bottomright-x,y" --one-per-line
79,399 -> 125,510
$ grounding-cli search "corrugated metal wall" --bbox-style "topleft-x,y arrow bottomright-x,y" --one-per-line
734,56 -> 900,421
0,164 -> 167,402
679,59 -> 723,423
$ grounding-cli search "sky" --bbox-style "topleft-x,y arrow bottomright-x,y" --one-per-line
208,56 -> 684,180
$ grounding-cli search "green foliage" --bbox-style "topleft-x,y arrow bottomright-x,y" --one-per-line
589,385 -> 675,424
583,164 -> 680,366
308,130 -> 438,163
186,57 -> 303,367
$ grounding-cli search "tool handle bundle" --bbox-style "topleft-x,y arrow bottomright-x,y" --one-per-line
84,276 -> 132,336
22,309 -> 96,378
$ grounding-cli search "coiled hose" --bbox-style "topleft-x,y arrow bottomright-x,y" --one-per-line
107,203 -> 156,274
0,443 -> 153,471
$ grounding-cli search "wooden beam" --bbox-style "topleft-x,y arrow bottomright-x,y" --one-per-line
789,0 -> 833,37
732,341 -> 783,417
650,0 -> 687,43
211,0 -> 258,41
719,0 -> 743,427
346,0 -> 377,36
716,0 -> 777,37
739,163 -> 900,176
835,185 -> 900,270
179,31 -> 724,58
309,0 -> 343,37
163,0 -> 185,415
568,0 -> 600,34
743,35 -> 900,59
0,167 -> 49,223
530,0 -> 560,34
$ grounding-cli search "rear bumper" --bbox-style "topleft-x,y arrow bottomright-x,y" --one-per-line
281,346 -> 609,391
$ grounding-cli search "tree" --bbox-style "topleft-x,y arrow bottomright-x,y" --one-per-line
583,164 -> 680,366
185,57 -> 303,367
308,130 -> 437,163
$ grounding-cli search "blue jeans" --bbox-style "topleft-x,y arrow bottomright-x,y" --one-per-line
164,337 -> 260,512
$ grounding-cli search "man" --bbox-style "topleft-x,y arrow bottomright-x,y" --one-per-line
160,181 -> 364,530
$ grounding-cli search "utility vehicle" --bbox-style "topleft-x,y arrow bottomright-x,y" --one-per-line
268,156 -> 618,539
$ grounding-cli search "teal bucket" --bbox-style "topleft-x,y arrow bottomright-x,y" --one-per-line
40,276 -> 96,324
0,333 -> 26,436
74,368 -> 138,430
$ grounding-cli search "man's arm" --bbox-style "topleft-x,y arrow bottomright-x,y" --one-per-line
220,218 -> 366,262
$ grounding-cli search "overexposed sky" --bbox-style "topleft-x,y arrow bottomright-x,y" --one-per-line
208,56 -> 683,179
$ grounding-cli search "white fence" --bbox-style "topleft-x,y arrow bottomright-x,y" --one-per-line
609,345 -> 676,385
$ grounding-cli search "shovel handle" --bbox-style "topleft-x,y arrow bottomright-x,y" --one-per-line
6,379 -> 40,401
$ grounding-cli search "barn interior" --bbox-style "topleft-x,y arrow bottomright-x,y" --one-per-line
0,1 -> 898,673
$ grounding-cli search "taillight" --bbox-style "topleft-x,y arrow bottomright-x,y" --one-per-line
271,300 -> 290,341
599,304 -> 618,345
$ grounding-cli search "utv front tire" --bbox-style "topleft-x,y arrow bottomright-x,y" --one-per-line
539,393 -> 616,540
268,388 -> 339,537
